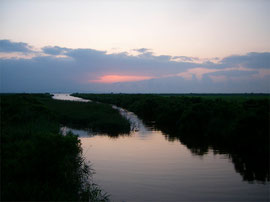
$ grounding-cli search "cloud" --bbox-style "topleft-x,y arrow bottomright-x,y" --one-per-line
65,48 -> 107,60
208,75 -> 227,83
133,48 -> 172,61
219,52 -> 270,69
176,67 -> 262,83
0,39 -> 33,53
172,56 -> 199,62
0,40 -> 269,93
42,46 -> 70,55
177,67 -> 219,80
156,55 -> 172,61
104,74 -> 270,93
205,69 -> 259,83
133,48 -> 151,53
208,69 -> 258,77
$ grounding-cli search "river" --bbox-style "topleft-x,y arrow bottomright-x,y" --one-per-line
53,94 -> 269,202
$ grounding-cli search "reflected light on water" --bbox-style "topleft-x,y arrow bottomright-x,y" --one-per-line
53,94 -> 269,202
80,131 -> 268,202
52,94 -> 89,102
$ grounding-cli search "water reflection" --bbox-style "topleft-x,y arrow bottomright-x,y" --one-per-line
79,130 -> 269,201
52,93 -> 89,102
60,126 -> 130,139
53,94 -> 269,201
60,126 -> 96,138
164,132 -> 270,183
230,153 -> 269,183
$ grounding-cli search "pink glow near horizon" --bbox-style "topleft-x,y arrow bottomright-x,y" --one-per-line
87,66 -> 269,84
90,75 -> 154,83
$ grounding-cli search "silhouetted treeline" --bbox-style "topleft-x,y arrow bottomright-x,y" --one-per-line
73,93 -> 270,183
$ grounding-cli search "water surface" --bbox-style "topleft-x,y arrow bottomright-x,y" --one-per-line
52,93 -> 89,102
53,94 -> 269,202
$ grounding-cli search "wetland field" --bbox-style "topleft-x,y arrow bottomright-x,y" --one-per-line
1,93 -> 269,201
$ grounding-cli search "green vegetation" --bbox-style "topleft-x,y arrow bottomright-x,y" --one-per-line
40,94 -> 130,135
73,93 -> 270,182
1,93 -> 130,201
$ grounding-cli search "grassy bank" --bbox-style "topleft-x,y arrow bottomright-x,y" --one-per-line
1,93 -> 130,201
73,93 -> 270,182
39,94 -> 130,135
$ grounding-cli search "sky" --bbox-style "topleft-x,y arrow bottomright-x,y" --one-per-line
0,0 -> 270,93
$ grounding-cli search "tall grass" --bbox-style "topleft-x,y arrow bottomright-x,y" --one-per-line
42,96 -> 130,135
1,94 -> 115,201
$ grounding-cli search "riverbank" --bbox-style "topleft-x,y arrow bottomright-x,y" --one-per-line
73,93 -> 270,183
44,94 -> 130,135
1,93 -> 130,201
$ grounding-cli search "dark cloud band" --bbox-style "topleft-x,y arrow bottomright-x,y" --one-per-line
0,39 -> 269,93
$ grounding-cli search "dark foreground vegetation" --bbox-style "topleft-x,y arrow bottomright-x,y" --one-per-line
1,93 -> 130,201
74,93 -> 270,183
43,95 -> 130,135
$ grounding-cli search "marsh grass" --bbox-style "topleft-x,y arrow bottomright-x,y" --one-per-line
43,95 -> 130,135
0,94 -> 119,201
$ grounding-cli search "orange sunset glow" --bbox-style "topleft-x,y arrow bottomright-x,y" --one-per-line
91,75 -> 154,83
